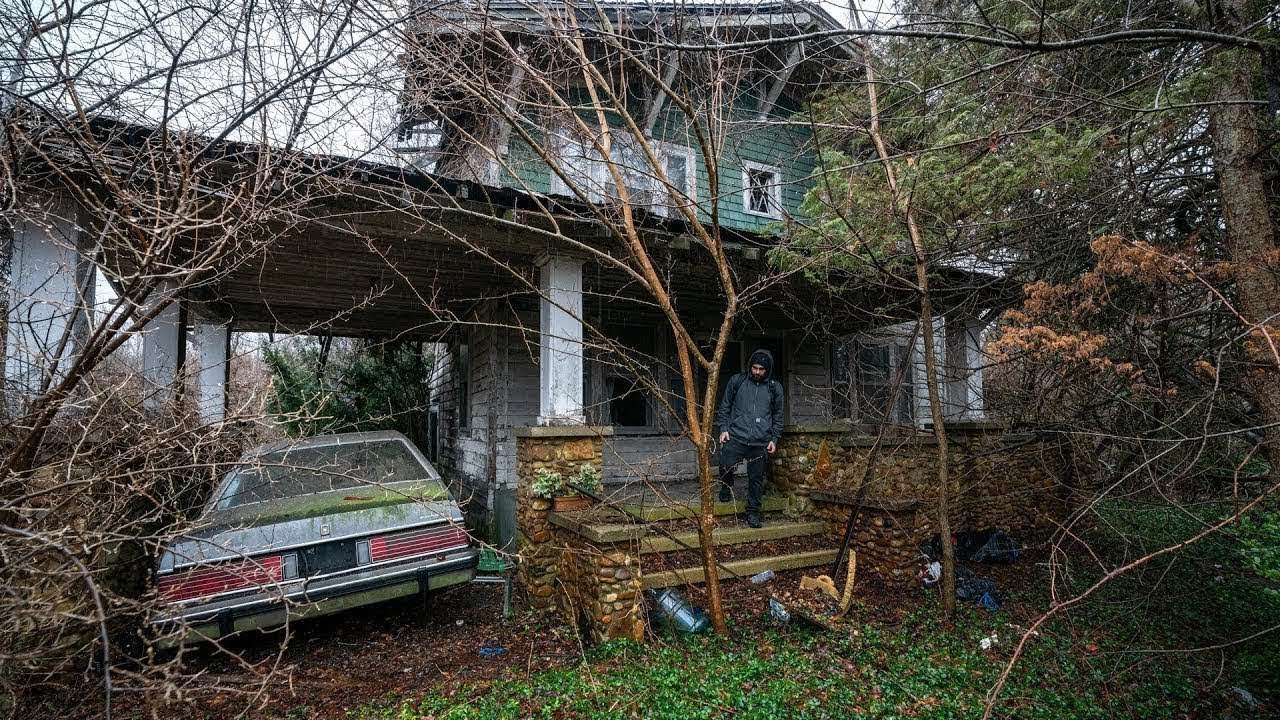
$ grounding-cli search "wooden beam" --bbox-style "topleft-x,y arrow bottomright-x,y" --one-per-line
642,549 -> 839,589
758,42 -> 804,120
644,48 -> 681,137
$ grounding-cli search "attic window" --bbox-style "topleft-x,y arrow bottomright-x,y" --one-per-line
742,161 -> 781,218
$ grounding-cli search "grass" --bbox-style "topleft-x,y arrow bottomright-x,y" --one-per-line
350,501 -> 1279,720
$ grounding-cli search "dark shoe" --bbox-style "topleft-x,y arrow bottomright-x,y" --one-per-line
718,486 -> 732,503
747,512 -> 762,529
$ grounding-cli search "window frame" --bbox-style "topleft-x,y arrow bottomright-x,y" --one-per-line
741,160 -> 783,219
652,141 -> 697,217
548,128 -> 604,201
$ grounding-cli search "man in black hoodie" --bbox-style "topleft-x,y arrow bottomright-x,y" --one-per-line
715,349 -> 784,528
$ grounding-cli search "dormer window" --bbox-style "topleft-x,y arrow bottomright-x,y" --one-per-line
742,160 -> 782,218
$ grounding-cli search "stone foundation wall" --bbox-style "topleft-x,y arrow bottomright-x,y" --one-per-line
775,424 -> 1091,586
514,426 -> 643,643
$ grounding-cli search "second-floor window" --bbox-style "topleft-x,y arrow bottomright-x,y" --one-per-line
550,130 -> 696,215
742,160 -> 782,218
653,141 -> 697,217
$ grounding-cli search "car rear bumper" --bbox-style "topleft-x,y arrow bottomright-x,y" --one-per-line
151,548 -> 478,645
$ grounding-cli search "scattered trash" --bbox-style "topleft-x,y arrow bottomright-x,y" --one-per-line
955,567 -> 1000,610
769,598 -> 791,624
751,569 -> 776,584
920,560 -> 942,586
1231,687 -> 1257,711
477,646 -> 505,658
648,588 -> 710,634
967,530 -> 1019,564
979,632 -> 998,650
925,530 -> 1020,564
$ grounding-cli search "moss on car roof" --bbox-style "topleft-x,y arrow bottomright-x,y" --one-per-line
205,480 -> 452,528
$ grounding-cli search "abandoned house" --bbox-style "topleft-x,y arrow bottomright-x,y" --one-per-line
4,1 -> 1086,641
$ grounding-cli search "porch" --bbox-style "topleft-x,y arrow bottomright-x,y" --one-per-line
512,422 -> 1088,643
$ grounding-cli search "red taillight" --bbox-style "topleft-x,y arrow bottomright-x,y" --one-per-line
158,555 -> 283,602
369,524 -> 468,563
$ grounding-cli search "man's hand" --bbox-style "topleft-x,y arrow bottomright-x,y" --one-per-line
767,441 -> 776,454
719,431 -> 729,444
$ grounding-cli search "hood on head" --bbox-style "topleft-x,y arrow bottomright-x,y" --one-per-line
748,349 -> 774,381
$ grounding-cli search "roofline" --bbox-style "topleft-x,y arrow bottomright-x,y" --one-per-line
30,114 -> 777,244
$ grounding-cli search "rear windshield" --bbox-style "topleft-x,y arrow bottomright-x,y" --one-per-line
213,439 -> 434,510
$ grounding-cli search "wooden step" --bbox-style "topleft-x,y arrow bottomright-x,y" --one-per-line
638,521 -> 824,554
641,549 -> 839,589
548,513 -> 823,549
615,495 -> 787,522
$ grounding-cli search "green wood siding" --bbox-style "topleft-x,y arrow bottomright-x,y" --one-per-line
492,92 -> 816,235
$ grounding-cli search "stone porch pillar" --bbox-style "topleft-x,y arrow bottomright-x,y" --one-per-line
191,317 -> 230,423
141,280 -> 185,410
537,253 -> 585,426
514,425 -> 643,642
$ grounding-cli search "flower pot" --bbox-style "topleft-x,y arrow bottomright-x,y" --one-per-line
552,494 -> 591,512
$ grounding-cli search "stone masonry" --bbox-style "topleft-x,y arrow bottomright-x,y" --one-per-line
514,426 -> 644,643
773,423 -> 1090,586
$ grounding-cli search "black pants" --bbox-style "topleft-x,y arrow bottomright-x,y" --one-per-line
718,439 -> 768,514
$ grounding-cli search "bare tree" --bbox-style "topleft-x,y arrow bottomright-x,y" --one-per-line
393,1 -> 846,632
0,0 -> 429,716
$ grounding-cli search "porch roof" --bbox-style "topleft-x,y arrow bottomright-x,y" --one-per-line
33,117 -> 1018,338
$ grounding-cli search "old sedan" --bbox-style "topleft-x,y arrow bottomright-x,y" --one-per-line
152,431 -> 476,643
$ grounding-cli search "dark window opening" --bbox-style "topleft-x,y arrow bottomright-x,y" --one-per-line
609,375 -> 648,427
457,342 -> 470,430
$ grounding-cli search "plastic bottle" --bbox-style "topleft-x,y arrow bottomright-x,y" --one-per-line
750,569 -> 775,584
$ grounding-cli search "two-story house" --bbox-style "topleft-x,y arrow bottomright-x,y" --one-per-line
388,0 -> 999,542
2,2 -> 1007,557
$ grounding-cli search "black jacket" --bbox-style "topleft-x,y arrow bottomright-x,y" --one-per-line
715,349 -> 784,446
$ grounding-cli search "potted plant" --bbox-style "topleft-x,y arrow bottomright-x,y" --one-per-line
531,467 -> 565,500
568,464 -> 602,496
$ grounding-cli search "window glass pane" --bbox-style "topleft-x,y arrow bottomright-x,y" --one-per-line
665,153 -> 687,195
458,343 -> 470,429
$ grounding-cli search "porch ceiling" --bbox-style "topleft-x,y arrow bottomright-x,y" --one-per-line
205,210 -> 542,337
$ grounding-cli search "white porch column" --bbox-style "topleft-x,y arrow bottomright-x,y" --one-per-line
141,280 -> 184,409
192,318 -> 230,423
943,315 -> 985,421
537,253 -> 585,425
4,193 -> 92,414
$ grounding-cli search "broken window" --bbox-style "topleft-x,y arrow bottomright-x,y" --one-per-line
608,375 -> 648,427
742,161 -> 781,218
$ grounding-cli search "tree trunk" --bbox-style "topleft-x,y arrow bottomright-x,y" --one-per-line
857,38 -> 958,621
1206,0 -> 1280,462
917,293 -> 956,620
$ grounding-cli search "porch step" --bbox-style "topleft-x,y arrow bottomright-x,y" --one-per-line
548,515 -> 824,550
641,549 -> 839,589
614,494 -> 787,522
